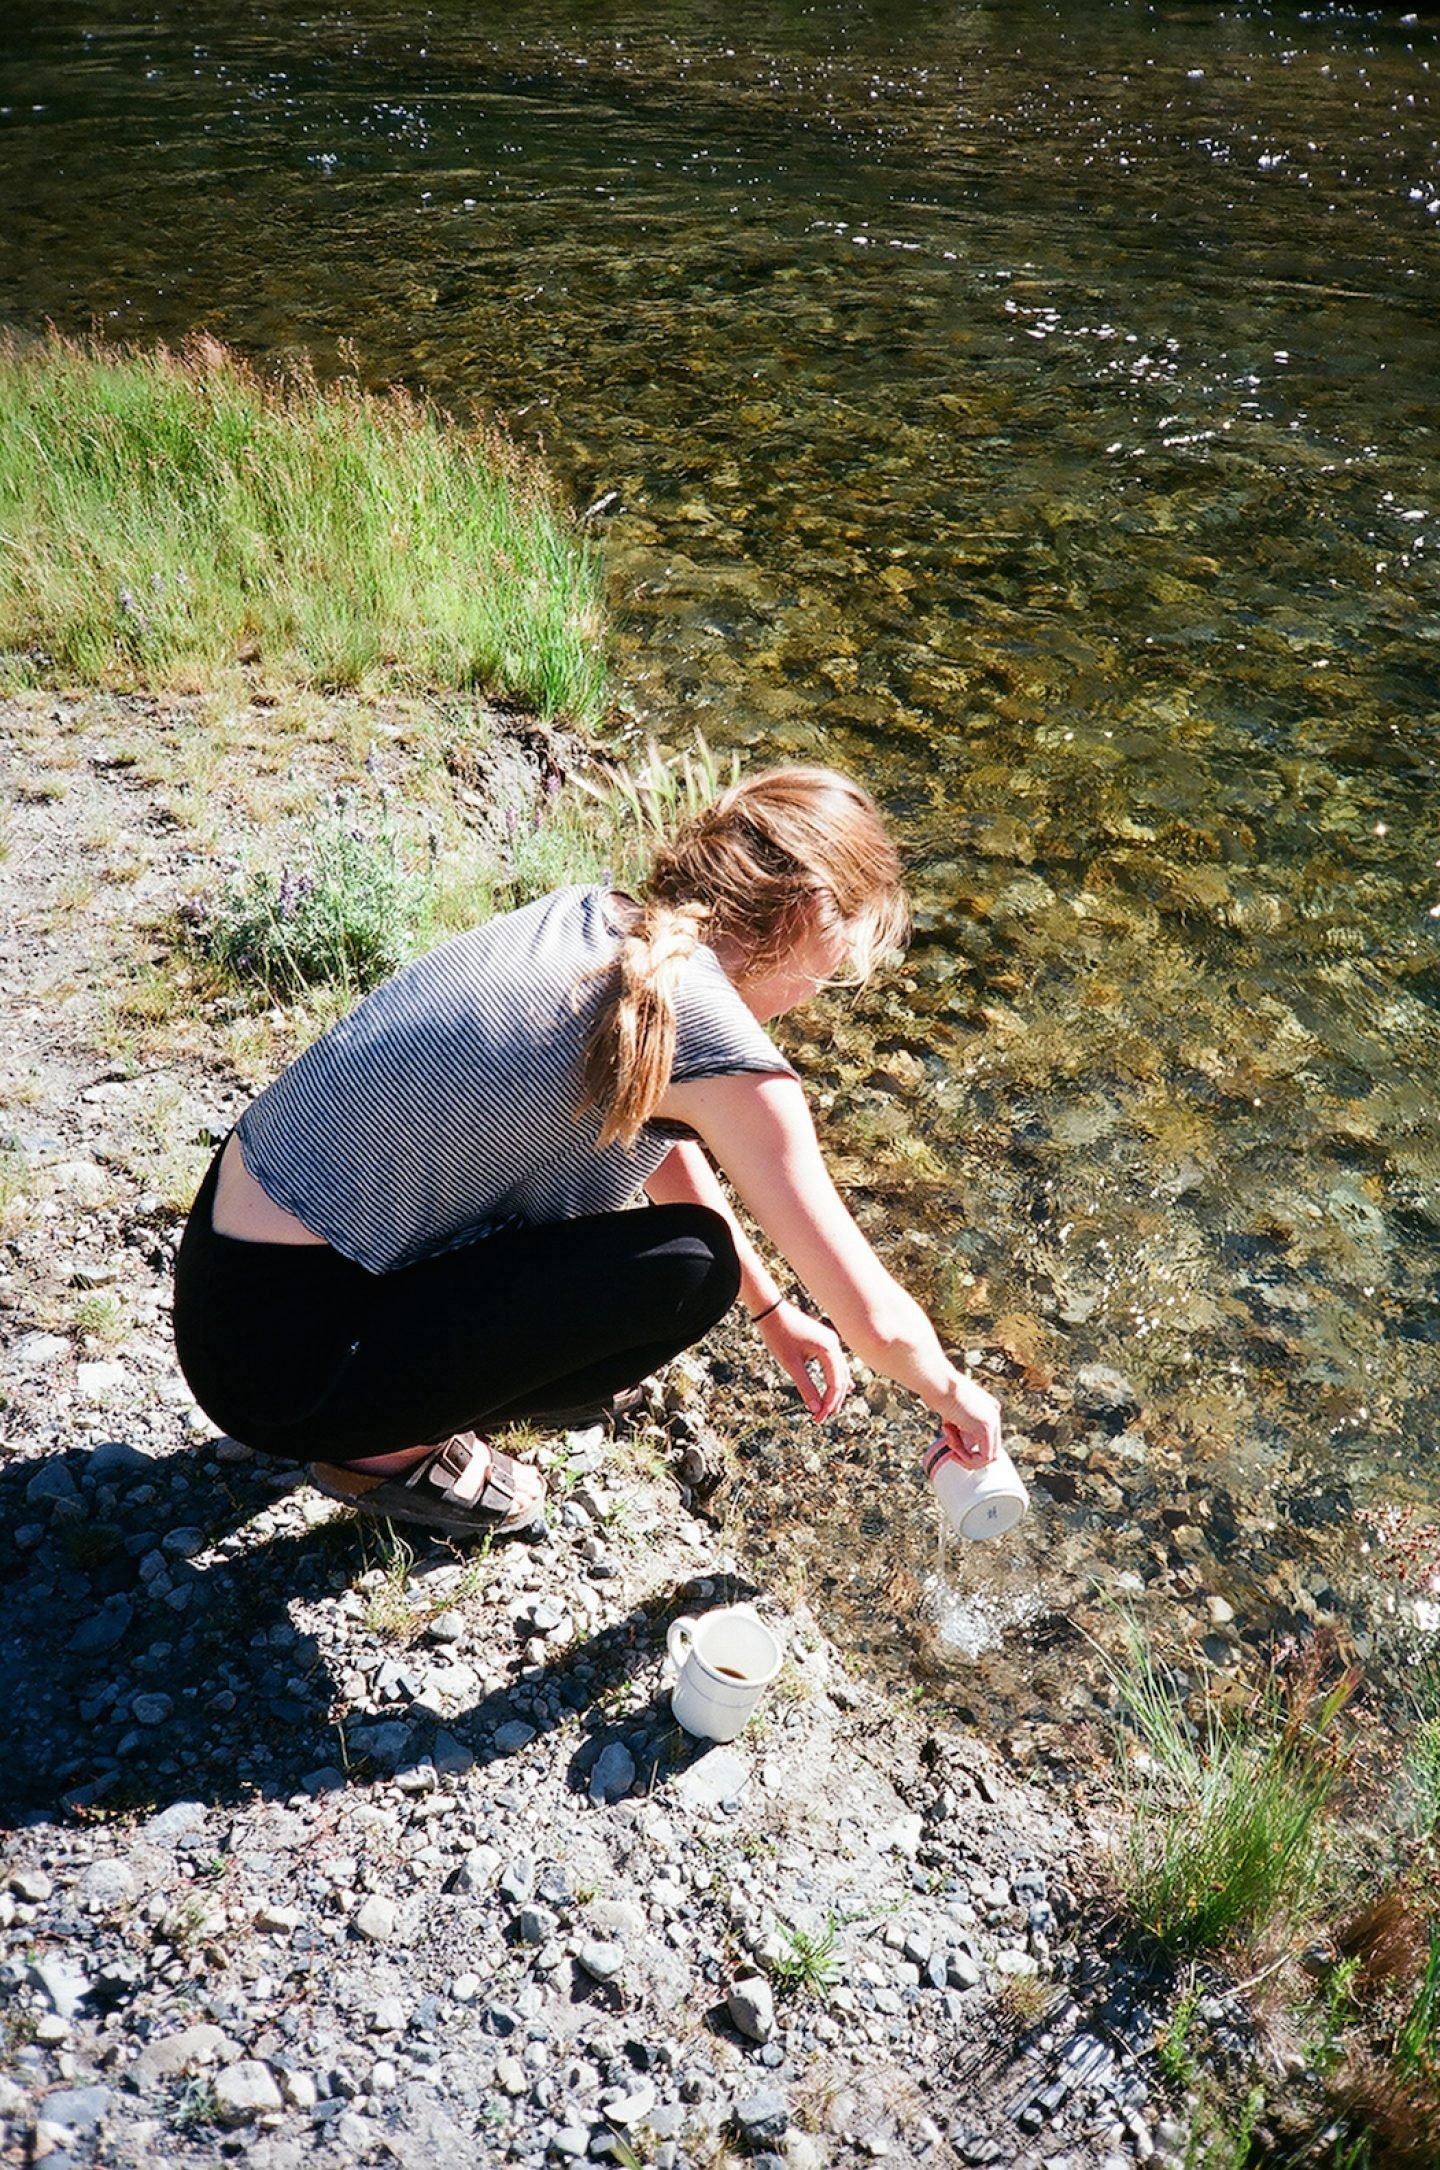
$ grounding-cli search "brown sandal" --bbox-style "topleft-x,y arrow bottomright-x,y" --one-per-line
310,1434 -> 547,1541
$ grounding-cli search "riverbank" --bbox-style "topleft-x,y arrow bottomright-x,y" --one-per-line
4,689 -> 1439,2170
0,685 -> 1193,2170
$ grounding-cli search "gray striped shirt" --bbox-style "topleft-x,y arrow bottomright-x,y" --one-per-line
234,884 -> 795,1273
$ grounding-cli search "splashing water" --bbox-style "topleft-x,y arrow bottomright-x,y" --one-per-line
926,1516 -> 1045,1660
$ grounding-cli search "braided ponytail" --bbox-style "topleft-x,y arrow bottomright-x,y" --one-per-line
584,902 -> 709,1150
583,765 -> 908,1151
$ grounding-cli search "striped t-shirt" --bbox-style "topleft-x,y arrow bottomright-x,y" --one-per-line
234,884 -> 795,1274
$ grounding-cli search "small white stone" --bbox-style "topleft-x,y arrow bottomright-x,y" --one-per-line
352,1895 -> 397,1944
993,1949 -> 1039,1978
76,1360 -> 128,1400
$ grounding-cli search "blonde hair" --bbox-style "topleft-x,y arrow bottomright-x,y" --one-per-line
585,766 -> 909,1149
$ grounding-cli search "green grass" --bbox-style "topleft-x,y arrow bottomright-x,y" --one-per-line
1400,1655 -> 1440,1841
0,332 -> 608,721
1100,1621 -> 1354,1961
770,1914 -> 842,2000
1393,1926 -> 1440,2086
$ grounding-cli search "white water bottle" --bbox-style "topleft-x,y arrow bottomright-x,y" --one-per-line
924,1435 -> 1029,1541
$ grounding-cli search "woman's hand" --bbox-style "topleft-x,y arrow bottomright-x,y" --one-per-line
757,1300 -> 851,1421
935,1372 -> 1004,1466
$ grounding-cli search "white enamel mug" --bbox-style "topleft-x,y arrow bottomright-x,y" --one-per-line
924,1436 -> 1029,1541
666,1605 -> 783,1743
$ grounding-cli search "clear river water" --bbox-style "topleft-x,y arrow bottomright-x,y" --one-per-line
3,0 -> 1438,1725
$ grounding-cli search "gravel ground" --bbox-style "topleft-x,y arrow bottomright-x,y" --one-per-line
0,693 -> 1204,2170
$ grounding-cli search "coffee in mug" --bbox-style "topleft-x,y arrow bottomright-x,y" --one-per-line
666,1605 -> 783,1742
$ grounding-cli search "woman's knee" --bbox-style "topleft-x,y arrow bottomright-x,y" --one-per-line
645,1203 -> 742,1325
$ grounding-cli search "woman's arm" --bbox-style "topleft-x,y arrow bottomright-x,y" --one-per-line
655,1072 -> 1001,1461
642,1141 -> 852,1420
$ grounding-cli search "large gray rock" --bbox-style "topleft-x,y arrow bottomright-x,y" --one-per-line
67,1597 -> 134,1655
727,1974 -> 775,2044
577,1941 -> 625,1982
353,1895 -> 397,1944
143,1800 -> 208,1845
26,1460 -> 80,1507
86,1439 -> 156,1481
733,2088 -> 789,2145
672,1749 -> 750,1811
134,2024 -> 232,2087
38,2086 -> 111,2132
74,1859 -> 135,1914
589,1740 -> 636,1805
29,1957 -> 90,2019
214,2060 -> 283,2125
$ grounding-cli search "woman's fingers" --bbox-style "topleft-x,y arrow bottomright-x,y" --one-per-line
804,1340 -> 850,1421
760,1306 -> 850,1421
940,1379 -> 1003,1463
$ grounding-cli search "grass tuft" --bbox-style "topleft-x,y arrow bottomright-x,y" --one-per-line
1099,1619 -> 1355,1960
770,1914 -> 842,2000
0,331 -> 608,722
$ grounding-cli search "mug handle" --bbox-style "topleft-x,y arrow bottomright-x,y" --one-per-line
666,1616 -> 698,1670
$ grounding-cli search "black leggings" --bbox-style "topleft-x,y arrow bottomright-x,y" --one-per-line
172,1148 -> 740,1465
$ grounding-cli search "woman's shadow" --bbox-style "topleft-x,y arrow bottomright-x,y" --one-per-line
1,1435 -> 756,1828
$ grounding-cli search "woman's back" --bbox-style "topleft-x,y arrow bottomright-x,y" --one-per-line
232,884 -> 789,1272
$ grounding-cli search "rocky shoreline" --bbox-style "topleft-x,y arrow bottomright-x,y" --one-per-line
0,690 -> 1197,2170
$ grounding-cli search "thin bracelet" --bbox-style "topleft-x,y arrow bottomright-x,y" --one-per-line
749,1296 -> 785,1325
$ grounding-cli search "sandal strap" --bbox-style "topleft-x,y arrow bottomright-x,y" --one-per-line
413,1435 -> 516,1516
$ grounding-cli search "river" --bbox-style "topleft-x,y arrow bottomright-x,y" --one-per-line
2,0 -> 1438,1718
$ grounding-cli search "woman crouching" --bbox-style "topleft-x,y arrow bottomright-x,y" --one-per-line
172,765 -> 1002,1539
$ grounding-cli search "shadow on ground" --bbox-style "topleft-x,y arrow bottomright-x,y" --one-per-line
0,1437 -> 751,1827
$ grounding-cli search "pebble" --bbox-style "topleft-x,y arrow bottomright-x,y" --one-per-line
133,2026 -> 231,2085
672,1749 -> 750,1810
76,1360 -> 129,1399
604,2081 -> 657,2126
589,1741 -> 636,1804
494,1720 -> 537,1754
353,1896 -> 397,1944
66,1600 -> 133,1654
727,1975 -> 776,2044
14,1333 -> 69,1370
577,1941 -> 625,1982
0,1093 -> 1208,2170
29,1960 -> 90,2021
733,2088 -> 789,2145
37,2086 -> 109,2132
